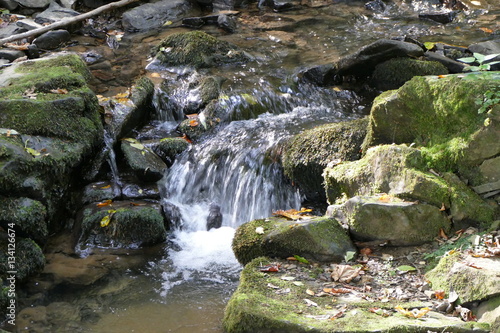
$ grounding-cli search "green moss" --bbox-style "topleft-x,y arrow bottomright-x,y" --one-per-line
0,237 -> 45,282
371,58 -> 448,90
155,137 -> 189,165
16,54 -> 91,81
0,197 -> 48,242
283,118 -> 368,200
153,31 -> 250,68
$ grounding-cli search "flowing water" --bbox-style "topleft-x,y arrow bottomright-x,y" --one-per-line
11,1 -> 500,332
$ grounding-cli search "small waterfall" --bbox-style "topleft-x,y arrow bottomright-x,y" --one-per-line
103,131 -> 122,187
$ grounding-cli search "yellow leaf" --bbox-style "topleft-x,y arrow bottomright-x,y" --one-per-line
272,207 -> 313,220
100,185 -> 111,189
100,215 -> 111,227
97,199 -> 113,207
25,147 -> 40,156
130,142 -> 145,150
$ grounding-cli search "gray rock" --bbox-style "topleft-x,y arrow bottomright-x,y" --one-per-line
232,216 -> 356,265
424,51 -> 467,73
0,49 -> 26,62
34,2 -> 80,24
14,0 -> 50,9
207,203 -> 223,230
121,140 -> 167,182
296,63 -> 339,86
337,39 -> 424,77
0,24 -> 26,39
468,39 -> 500,71
419,11 -> 458,24
33,30 -> 71,50
217,13 -> 236,33
329,196 -> 450,246
122,0 -> 198,32
82,0 -> 114,8
0,0 -> 18,10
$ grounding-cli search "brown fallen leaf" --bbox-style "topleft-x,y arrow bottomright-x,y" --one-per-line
272,207 -> 313,220
50,88 -> 68,94
331,265 -> 361,283
97,199 -> 113,207
323,287 -> 351,294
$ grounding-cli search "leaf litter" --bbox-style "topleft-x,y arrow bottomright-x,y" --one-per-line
255,228 -> 500,324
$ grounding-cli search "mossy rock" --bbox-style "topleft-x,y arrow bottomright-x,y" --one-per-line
362,72 -> 500,178
120,139 -> 167,182
232,216 -> 356,265
78,203 -> 167,249
370,58 -> 448,91
282,118 -> 368,201
153,137 -> 189,166
0,197 -> 48,243
151,31 -> 250,69
426,252 -> 500,304
0,237 -> 45,282
323,144 -> 495,226
223,257 -> 489,333
328,195 -> 450,246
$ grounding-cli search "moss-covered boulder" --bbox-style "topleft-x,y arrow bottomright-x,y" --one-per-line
121,139 -> 167,182
282,118 -> 368,201
370,58 -> 448,91
324,144 -> 495,226
327,195 -> 450,246
150,31 -> 250,69
153,137 -> 189,166
426,252 -> 500,304
223,256 -> 489,333
0,53 -> 103,237
232,216 -> 356,265
77,202 -> 167,250
0,197 -> 48,243
0,237 -> 45,282
361,72 -> 500,182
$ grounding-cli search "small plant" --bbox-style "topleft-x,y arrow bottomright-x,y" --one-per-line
458,52 -> 500,71
476,89 -> 500,114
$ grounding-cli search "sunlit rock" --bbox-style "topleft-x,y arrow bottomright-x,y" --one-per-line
232,216 -> 356,265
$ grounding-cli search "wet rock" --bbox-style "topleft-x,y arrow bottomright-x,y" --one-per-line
153,137 -> 189,166
328,195 -> 450,246
259,0 -> 298,11
82,0 -> 116,8
0,197 -> 48,243
122,183 -> 160,200
232,216 -> 356,265
34,2 -> 80,24
336,39 -> 424,77
282,118 -> 368,201
81,182 -> 121,206
370,57 -> 448,91
0,23 -> 26,39
324,144 -> 495,227
121,139 -> 167,182
122,0 -> 199,32
149,30 -> 250,69
419,11 -> 458,24
468,39 -> 500,71
296,63 -> 339,86
0,49 -> 25,62
0,237 -> 45,281
207,203 -> 223,230
218,13 -> 237,32
365,0 -> 386,12
77,203 -> 166,249
33,30 -> 71,50
213,0 -> 242,10
426,252 -> 500,304
423,51 -> 467,73
162,201 -> 183,229
182,16 -> 205,28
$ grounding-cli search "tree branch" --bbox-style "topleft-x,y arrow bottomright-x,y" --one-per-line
0,0 -> 139,46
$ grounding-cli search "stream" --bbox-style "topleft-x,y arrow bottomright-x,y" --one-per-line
12,1 -> 499,332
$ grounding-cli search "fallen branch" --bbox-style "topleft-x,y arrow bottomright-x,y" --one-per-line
0,0 -> 139,46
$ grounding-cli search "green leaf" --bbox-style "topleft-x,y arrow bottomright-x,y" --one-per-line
396,265 -> 417,272
344,251 -> 356,262
294,255 -> 310,264
457,57 -> 476,63
483,54 -> 500,61
474,52 -> 485,63
130,142 -> 145,150
423,42 -> 436,50
25,147 -> 40,156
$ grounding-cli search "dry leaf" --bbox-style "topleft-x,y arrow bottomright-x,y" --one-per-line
4,42 -> 29,50
323,287 -> 351,294
150,72 -> 161,78
306,289 -> 315,296
50,88 -> 68,94
479,27 -> 493,33
439,228 -> 448,240
331,265 -> 361,283
181,134 -> 193,144
272,207 -> 313,220
395,306 -> 430,318
259,264 -> 280,272
189,119 -> 199,127
97,199 -> 113,207
304,299 -> 318,307
100,185 -> 111,189
434,290 -> 445,300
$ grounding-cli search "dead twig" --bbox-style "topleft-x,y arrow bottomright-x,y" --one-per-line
0,0 -> 139,46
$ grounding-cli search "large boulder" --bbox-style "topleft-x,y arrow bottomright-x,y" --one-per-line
361,72 -> 500,182
122,0 -> 199,32
232,216 -> 356,265
327,195 -> 450,246
0,237 -> 45,282
76,203 -> 167,251
336,39 -> 424,77
370,57 -> 448,91
282,118 -> 367,201
0,197 -> 48,243
324,144 -> 495,227
149,31 -> 250,69
120,139 -> 167,182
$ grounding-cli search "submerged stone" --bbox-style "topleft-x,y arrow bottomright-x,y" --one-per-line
150,31 -> 250,69
232,216 -> 356,265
